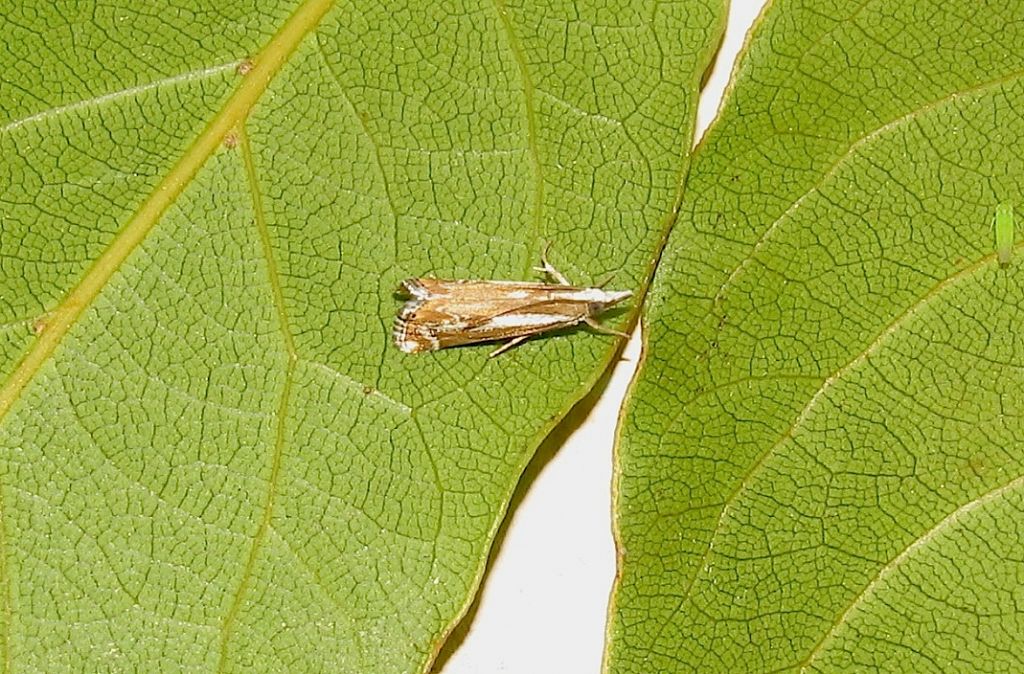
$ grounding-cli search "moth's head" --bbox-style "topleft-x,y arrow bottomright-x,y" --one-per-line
396,278 -> 430,299
588,289 -> 632,314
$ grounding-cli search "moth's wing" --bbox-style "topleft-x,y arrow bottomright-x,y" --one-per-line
394,280 -> 471,353
394,284 -> 461,353
402,279 -> 565,319
393,280 -> 585,352
394,278 -> 593,353
444,299 -> 588,346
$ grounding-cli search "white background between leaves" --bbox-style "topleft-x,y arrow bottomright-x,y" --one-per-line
439,2 -> 769,672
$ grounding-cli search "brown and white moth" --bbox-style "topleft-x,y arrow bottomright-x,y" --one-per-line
394,253 -> 632,357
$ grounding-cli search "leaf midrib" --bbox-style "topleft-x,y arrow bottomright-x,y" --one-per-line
712,65 -> 1024,308
0,0 -> 335,424
635,66 -> 1024,657
640,243 -> 1018,654
0,0 -> 335,667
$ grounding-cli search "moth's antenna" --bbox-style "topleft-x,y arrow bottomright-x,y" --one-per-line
533,242 -> 571,285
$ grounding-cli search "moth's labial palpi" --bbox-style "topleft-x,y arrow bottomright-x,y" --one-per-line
393,254 -> 631,357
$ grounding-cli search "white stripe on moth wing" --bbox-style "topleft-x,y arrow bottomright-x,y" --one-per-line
485,313 -> 575,329
536,288 -> 632,303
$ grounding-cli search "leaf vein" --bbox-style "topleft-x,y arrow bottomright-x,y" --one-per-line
0,0 -> 335,667
797,472 -> 1024,671
313,36 -> 401,383
0,61 -> 239,135
710,66 -> 1024,309
491,0 -> 546,277
645,244 -> 1017,652
217,126 -> 296,670
305,360 -> 411,416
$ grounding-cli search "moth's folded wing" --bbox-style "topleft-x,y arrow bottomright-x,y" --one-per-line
394,280 -> 588,352
414,279 -> 565,319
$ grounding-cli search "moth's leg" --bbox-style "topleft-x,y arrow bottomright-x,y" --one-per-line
595,270 -> 617,288
533,242 -> 572,286
584,316 -> 630,339
489,335 -> 530,358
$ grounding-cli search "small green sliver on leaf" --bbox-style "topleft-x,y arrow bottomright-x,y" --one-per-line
608,2 -> 1024,673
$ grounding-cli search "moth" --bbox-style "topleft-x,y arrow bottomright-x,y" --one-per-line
394,251 -> 632,357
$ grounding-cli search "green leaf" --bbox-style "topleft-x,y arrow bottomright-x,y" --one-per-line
0,1 -> 724,671
608,2 -> 1024,672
